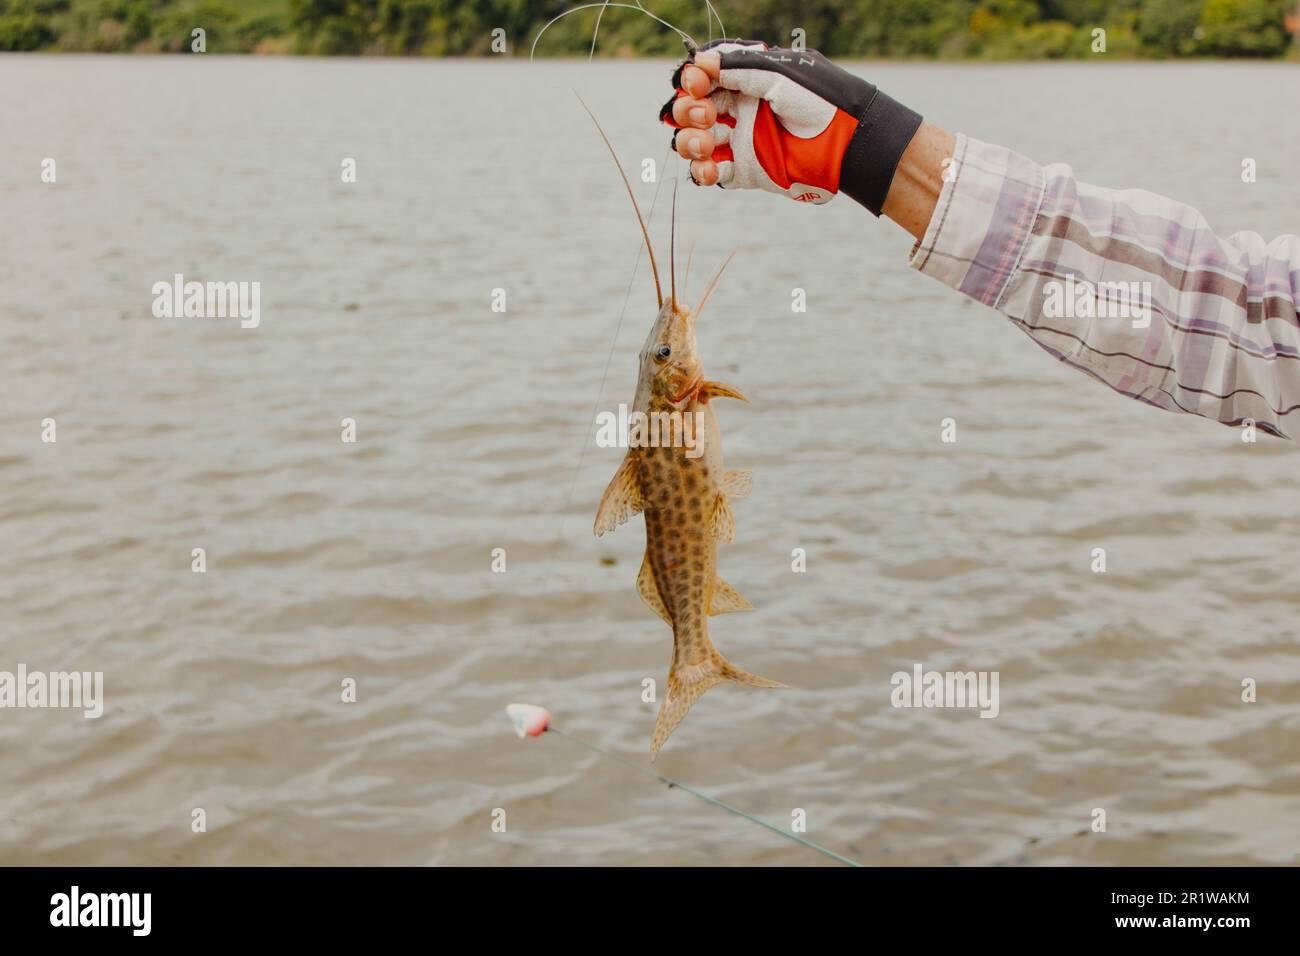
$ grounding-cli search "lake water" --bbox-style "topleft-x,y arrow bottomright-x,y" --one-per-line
1,55 -> 1298,865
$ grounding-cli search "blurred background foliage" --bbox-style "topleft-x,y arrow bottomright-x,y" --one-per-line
1,0 -> 1295,57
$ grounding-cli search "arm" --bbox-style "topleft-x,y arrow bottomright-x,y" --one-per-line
904,132 -> 1300,437
881,121 -> 953,242
671,46 -> 1300,437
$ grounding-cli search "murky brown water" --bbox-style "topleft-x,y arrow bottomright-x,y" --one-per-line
1,55 -> 1298,865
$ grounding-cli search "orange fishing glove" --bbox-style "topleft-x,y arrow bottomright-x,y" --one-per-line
661,39 -> 923,214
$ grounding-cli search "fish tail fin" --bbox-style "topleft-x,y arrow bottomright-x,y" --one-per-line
650,665 -> 723,761
649,648 -> 786,760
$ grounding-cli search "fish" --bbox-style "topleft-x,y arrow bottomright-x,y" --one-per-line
583,101 -> 785,760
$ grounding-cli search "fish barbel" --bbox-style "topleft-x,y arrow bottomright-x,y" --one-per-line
583,102 -> 785,760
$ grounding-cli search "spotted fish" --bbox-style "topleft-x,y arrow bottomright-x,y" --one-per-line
584,103 -> 784,760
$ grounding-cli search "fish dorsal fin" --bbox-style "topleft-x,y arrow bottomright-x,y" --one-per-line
720,469 -> 751,500
709,576 -> 752,615
698,380 -> 748,403
637,554 -> 671,625
594,456 -> 643,536
711,492 -> 735,543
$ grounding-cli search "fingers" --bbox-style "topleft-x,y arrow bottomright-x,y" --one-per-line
667,50 -> 728,189
690,160 -> 719,187
670,94 -> 716,130
681,52 -> 720,97
674,127 -> 714,162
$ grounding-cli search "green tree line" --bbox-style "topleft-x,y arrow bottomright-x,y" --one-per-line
2,0 -> 1295,57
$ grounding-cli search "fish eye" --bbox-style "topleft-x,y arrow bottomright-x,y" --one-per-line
655,345 -> 672,360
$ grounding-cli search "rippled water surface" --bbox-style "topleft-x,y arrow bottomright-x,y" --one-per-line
2,56 -> 1298,865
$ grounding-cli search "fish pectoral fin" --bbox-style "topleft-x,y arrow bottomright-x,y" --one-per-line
709,576 -> 753,615
720,469 -> 752,500
637,554 -> 672,625
594,455 -> 643,536
711,493 -> 736,544
698,380 -> 748,403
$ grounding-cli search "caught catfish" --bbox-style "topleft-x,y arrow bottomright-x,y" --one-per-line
583,103 -> 785,760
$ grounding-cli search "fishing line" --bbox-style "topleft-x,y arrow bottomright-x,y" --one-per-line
703,0 -> 725,42
532,2 -> 698,62
546,725 -> 864,867
588,1 -> 611,61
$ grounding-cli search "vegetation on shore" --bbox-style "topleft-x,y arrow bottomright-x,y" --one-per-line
1,0 -> 1296,58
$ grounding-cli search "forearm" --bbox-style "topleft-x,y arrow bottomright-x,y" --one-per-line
904,133 -> 1300,438
882,121 -> 955,243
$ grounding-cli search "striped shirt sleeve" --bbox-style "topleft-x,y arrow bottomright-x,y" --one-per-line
909,133 -> 1300,438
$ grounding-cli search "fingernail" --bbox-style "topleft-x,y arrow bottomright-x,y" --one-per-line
688,106 -> 706,125
688,135 -> 704,159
